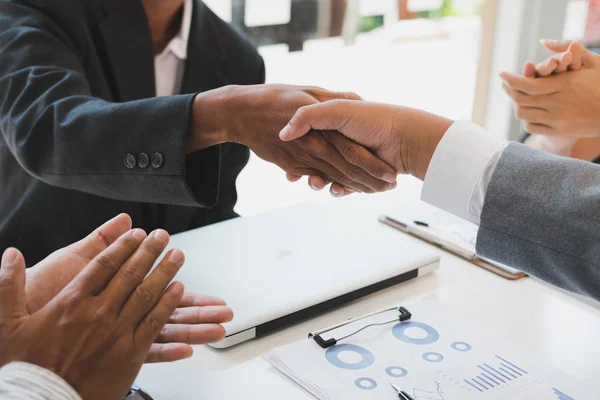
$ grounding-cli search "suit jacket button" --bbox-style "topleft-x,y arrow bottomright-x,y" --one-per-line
124,153 -> 136,169
151,152 -> 164,169
138,153 -> 149,168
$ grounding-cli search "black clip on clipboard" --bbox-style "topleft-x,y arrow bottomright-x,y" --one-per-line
309,306 -> 412,349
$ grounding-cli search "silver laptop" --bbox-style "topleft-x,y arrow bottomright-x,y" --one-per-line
166,201 -> 440,348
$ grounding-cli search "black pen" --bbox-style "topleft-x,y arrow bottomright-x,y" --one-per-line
390,384 -> 415,400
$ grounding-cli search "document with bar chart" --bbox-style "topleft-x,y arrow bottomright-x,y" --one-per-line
265,297 -> 594,400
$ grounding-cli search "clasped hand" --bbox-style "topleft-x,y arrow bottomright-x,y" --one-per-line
192,84 -> 398,193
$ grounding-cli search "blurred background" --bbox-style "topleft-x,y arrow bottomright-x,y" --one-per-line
199,0 -> 598,215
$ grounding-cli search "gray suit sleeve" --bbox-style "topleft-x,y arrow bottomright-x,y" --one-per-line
477,143 -> 600,301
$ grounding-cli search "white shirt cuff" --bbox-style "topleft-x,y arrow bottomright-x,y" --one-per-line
421,120 -> 509,226
0,362 -> 82,400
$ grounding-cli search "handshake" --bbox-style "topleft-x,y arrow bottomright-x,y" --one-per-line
190,84 -> 453,197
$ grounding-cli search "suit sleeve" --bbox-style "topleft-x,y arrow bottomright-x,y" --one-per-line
0,362 -> 82,400
477,143 -> 600,301
0,4 -> 216,207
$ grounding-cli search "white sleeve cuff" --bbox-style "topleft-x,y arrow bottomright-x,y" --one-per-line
421,120 -> 509,225
0,362 -> 82,400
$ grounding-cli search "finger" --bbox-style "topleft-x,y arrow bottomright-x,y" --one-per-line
280,100 -> 355,141
135,281 -> 185,349
316,143 -> 393,192
120,249 -> 185,327
66,214 -> 132,263
168,305 -> 233,324
330,183 -> 352,198
323,131 -> 397,185
308,175 -> 328,191
501,82 -> 548,108
568,42 -> 585,70
554,52 -> 573,74
0,248 -> 27,319
307,154 -> 375,193
68,229 -> 147,296
524,61 -> 537,78
146,343 -> 193,364
286,173 -> 302,183
304,87 -> 363,102
155,323 -> 226,345
102,230 -> 171,310
535,57 -> 559,77
499,72 -> 560,95
514,106 -> 552,125
524,122 -> 555,135
296,133 -> 388,192
540,39 -> 572,53
177,293 -> 227,308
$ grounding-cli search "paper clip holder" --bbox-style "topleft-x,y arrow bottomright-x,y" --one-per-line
309,306 -> 412,349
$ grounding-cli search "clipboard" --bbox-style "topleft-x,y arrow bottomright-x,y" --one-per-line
379,215 -> 527,281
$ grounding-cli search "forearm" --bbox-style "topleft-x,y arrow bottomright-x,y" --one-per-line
420,120 -> 600,301
477,143 -> 600,300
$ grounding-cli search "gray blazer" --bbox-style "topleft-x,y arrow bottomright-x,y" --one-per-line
477,143 -> 600,301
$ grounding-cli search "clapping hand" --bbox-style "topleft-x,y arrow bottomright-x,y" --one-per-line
24,214 -> 232,363
0,227 -> 186,400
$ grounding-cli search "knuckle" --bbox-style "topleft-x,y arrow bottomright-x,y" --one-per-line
341,144 -> 360,164
92,306 -> 115,326
336,175 -> 351,187
134,286 -> 157,306
118,265 -> 139,284
294,106 -> 311,122
94,253 -> 119,274
346,166 -> 362,181
145,314 -> 162,333
344,91 -> 362,100
145,237 -> 166,256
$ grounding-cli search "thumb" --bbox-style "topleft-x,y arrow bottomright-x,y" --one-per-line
279,100 -> 354,142
568,41 -> 596,69
540,39 -> 573,53
0,248 -> 28,320
524,61 -> 537,78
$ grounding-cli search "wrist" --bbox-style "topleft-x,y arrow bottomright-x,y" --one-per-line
187,87 -> 240,153
393,108 -> 453,180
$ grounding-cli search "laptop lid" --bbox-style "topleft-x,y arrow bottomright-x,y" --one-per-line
166,201 -> 440,347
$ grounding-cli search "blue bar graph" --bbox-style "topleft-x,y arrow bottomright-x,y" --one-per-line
501,362 -> 522,377
464,356 -> 528,392
464,379 -> 482,392
500,366 -> 518,379
496,355 -> 528,374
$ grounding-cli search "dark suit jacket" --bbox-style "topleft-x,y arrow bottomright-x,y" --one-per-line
0,0 -> 265,265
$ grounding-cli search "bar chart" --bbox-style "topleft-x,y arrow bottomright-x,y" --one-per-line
462,355 -> 528,392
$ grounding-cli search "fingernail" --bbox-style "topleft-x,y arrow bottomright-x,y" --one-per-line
309,182 -> 321,191
540,39 -> 559,45
330,186 -> 342,197
132,229 -> 146,241
2,248 -> 18,264
169,249 -> 185,265
279,124 -> 293,140
153,229 -> 170,244
498,72 -> 508,80
382,173 -> 397,184
389,181 -> 398,190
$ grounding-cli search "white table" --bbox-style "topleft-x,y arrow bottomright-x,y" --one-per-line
136,177 -> 600,399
